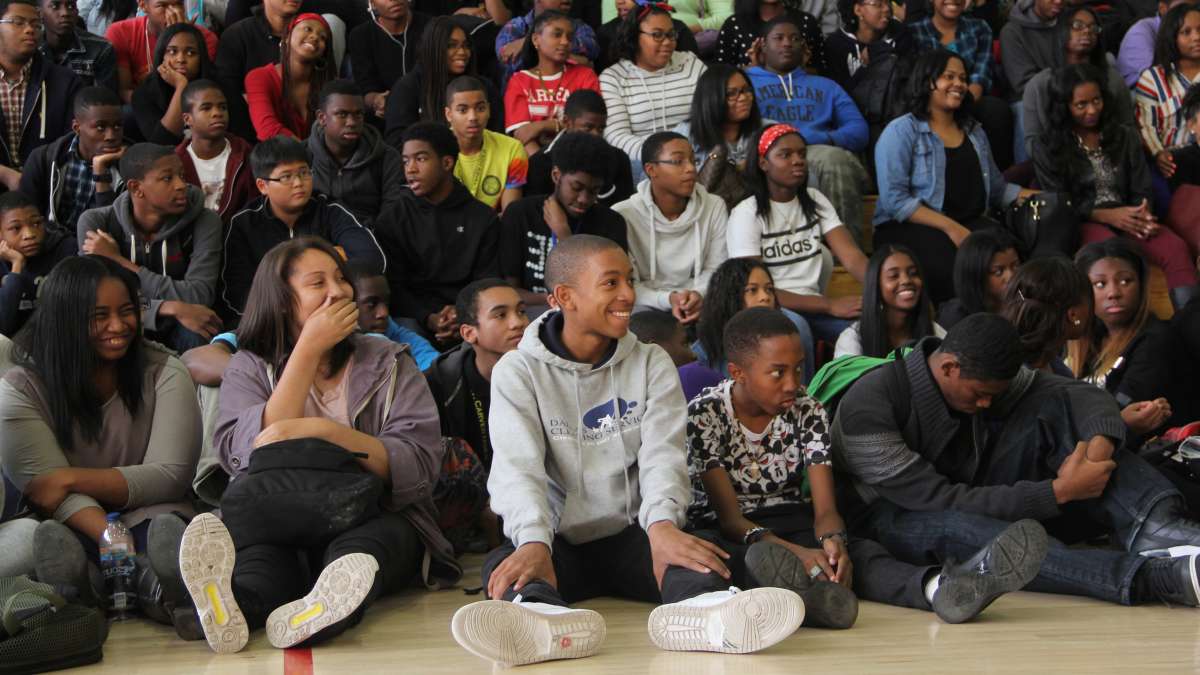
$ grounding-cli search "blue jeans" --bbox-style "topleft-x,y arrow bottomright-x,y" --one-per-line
855,501 -> 1147,605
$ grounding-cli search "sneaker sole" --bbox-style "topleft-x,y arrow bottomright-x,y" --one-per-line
178,514 -> 249,654
745,541 -> 859,629
32,520 -> 94,606
647,587 -> 804,654
266,553 -> 378,649
450,600 -> 606,666
933,519 -> 1049,624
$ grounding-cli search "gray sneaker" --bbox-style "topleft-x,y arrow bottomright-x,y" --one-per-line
932,519 -> 1049,624
744,540 -> 859,629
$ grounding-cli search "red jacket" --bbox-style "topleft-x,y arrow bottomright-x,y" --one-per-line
175,134 -> 258,225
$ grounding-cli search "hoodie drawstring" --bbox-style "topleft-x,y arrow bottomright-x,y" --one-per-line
129,237 -> 169,275
778,72 -> 795,101
634,65 -> 669,135
573,370 -> 584,497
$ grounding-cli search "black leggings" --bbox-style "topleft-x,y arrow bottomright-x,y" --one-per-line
874,216 -> 1004,305
231,511 -> 424,645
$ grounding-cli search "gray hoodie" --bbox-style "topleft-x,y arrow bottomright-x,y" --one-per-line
487,310 -> 692,549
999,0 -> 1066,99
77,186 -> 222,331
307,121 -> 405,224
613,181 -> 728,311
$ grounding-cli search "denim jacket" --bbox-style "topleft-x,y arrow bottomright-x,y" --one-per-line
873,113 -> 1020,225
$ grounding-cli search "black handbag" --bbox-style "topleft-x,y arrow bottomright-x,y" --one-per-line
1005,192 -> 1078,259
219,437 -> 384,549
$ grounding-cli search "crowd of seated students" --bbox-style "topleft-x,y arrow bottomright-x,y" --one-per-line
1,0 -> 1200,668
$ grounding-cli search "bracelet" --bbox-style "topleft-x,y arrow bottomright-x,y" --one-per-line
94,172 -> 113,183
742,526 -> 769,545
817,530 -> 849,546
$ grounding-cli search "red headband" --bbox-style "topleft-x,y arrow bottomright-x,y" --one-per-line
636,1 -> 676,20
758,123 -> 798,158
288,12 -> 330,35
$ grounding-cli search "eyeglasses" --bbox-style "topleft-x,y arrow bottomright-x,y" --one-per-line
647,158 -> 694,167
0,17 -> 43,32
639,29 -> 678,43
264,169 -> 314,185
725,86 -> 754,101
858,0 -> 887,7
1069,20 -> 1101,34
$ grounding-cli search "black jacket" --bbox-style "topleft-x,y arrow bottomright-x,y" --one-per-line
375,180 -> 500,322
18,132 -> 119,235
132,69 -> 253,145
221,194 -> 387,318
0,229 -> 75,337
499,194 -> 628,294
306,121 -> 406,224
214,13 -> 281,96
0,53 -> 81,170
383,65 -> 504,150
347,12 -> 432,96
1032,125 -> 1152,220
1099,318 -> 1198,433
832,337 -> 1127,522
423,341 -> 492,466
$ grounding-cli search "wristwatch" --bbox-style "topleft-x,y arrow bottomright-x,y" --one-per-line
743,526 -> 769,545
817,530 -> 850,546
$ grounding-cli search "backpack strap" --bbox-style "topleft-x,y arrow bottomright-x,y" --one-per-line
887,347 -> 913,430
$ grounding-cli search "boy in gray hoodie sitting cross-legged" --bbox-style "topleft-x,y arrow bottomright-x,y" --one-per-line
450,235 -> 804,669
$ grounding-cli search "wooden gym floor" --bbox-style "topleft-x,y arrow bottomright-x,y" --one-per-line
83,554 -> 1200,674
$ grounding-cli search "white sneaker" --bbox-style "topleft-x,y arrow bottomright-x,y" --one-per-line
178,513 -> 249,654
451,597 -> 607,667
647,587 -> 804,654
266,552 -> 380,648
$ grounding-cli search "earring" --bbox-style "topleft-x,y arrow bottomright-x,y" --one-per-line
1073,318 -> 1082,326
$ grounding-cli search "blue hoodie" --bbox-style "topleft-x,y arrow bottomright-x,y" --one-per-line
746,66 -> 869,152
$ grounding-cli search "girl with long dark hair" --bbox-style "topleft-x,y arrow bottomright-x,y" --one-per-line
834,244 -> 943,357
676,64 -> 762,184
694,257 -> 817,379
383,16 -> 503,148
729,123 -> 868,346
504,10 -> 601,155
244,13 -> 336,141
937,228 -> 1019,330
1068,238 -> 1194,434
1034,63 -> 1200,302
0,255 -> 200,627
873,49 -> 1033,304
179,237 -> 459,654
133,23 -> 252,145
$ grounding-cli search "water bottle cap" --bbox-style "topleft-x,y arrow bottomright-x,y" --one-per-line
106,512 -> 121,522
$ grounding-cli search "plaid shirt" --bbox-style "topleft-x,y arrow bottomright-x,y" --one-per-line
0,62 -> 30,164
495,11 -> 598,83
59,135 -> 96,228
911,16 -> 994,92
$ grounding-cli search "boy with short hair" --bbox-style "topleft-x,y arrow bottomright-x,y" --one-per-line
613,131 -> 727,325
37,0 -> 117,90
376,122 -> 500,345
78,142 -> 224,352
215,0 -> 300,96
106,0 -> 217,102
500,131 -> 628,307
524,89 -> 633,207
445,75 -> 527,212
175,79 -> 257,224
221,135 -> 386,318
307,79 -> 405,224
0,191 -> 75,336
451,235 -> 804,668
344,257 -> 440,371
19,86 -> 124,234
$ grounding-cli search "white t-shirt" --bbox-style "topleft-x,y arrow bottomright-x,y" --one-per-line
187,140 -> 231,211
726,191 -> 840,296
833,321 -> 948,358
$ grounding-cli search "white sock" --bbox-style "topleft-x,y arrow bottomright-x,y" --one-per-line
924,572 -> 942,605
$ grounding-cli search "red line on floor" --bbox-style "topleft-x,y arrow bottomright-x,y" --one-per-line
284,648 -> 314,675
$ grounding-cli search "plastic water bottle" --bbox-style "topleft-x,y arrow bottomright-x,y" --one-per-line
99,513 -> 136,620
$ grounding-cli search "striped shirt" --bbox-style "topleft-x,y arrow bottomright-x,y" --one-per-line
1134,64 -> 1200,156
599,52 -> 707,162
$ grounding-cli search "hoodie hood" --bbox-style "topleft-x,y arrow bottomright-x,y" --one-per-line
1008,0 -> 1060,26
110,184 -> 207,246
307,121 -> 386,171
486,308 -> 691,548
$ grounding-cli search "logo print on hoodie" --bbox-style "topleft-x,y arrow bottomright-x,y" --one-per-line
549,397 -> 643,444
582,398 -> 639,434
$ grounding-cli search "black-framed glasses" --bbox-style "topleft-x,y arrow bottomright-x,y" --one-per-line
858,0 -> 887,7
263,169 -> 314,185
725,86 -> 754,101
639,29 -> 678,43
647,158 -> 693,167
1069,20 -> 1101,34
0,17 -> 43,31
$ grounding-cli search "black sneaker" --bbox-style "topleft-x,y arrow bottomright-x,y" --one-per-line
1133,554 -> 1200,607
744,540 -> 859,629
932,519 -> 1048,624
1130,498 -> 1200,553
32,520 -> 99,608
147,513 -> 205,641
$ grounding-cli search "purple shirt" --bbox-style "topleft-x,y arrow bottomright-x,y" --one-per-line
1118,16 -> 1160,87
